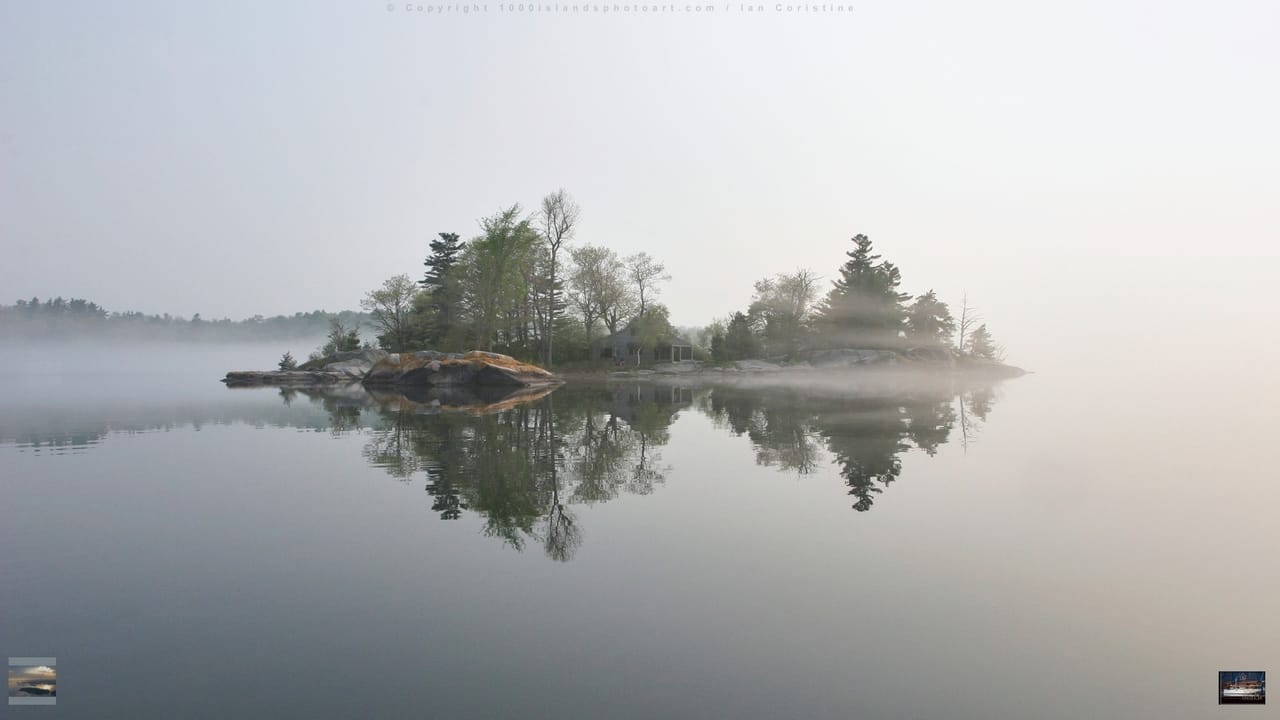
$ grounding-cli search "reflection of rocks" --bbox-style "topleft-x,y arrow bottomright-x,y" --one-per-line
366,384 -> 558,415
282,383 -> 558,417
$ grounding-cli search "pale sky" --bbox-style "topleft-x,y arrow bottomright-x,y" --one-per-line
2,0 -> 1277,370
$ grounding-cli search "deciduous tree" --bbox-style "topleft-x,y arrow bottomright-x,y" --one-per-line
362,274 -> 420,351
461,205 -> 540,352
632,304 -> 674,363
748,269 -> 820,357
538,189 -> 581,367
624,252 -> 670,318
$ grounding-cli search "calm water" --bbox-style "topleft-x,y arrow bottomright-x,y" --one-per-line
1,343 -> 1276,718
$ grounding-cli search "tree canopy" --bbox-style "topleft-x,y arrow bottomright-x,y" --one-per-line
905,290 -> 956,349
813,234 -> 911,349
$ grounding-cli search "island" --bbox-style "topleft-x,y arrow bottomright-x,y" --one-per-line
211,199 -> 1026,394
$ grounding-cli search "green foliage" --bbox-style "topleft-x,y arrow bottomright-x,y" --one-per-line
966,324 -> 1002,360
550,315 -> 592,363
710,331 -> 727,363
905,290 -> 956,349
462,205 -> 541,352
415,232 -> 467,349
722,311 -> 761,360
747,269 -> 821,358
632,305 -> 674,358
421,232 -> 464,290
315,317 -> 362,358
278,352 -> 298,371
569,244 -> 636,337
362,274 -> 420,351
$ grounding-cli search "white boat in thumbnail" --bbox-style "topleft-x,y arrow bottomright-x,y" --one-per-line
1223,687 -> 1261,697
1222,677 -> 1264,698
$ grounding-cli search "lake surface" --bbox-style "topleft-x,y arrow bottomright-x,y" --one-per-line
1,343 -> 1276,718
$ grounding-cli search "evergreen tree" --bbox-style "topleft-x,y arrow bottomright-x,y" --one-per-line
710,331 -> 727,363
815,234 -> 911,349
422,232 -> 464,290
723,311 -> 760,360
905,290 -> 956,349
966,324 -> 1001,360
417,232 -> 466,348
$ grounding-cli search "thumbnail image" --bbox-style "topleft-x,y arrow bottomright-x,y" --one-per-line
1219,671 -> 1265,705
8,658 -> 57,705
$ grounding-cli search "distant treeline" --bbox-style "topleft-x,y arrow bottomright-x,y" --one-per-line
0,296 -> 370,342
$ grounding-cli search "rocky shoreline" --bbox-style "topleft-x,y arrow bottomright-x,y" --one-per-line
581,348 -> 1026,383
224,347 -> 1025,391
223,349 -> 563,389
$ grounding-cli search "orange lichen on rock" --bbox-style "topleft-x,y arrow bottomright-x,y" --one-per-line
364,350 -> 561,387
457,351 -> 556,376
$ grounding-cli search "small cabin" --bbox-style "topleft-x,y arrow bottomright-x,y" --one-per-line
602,325 -> 694,364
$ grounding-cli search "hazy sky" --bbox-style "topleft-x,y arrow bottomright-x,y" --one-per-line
2,0 -> 1277,369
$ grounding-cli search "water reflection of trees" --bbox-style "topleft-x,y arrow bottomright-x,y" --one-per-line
697,379 -> 998,512
6,377 -> 1002,557
359,383 -> 689,561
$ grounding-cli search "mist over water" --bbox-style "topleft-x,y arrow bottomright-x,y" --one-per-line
0,338 -> 322,401
1,333 -> 1276,718
2,0 -> 1275,712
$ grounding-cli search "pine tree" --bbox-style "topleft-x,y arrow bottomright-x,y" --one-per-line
422,232 -> 464,290
815,234 -> 911,349
966,324 -> 1001,360
417,232 -> 466,348
905,290 -> 956,349
723,311 -> 760,360
710,331 -> 727,363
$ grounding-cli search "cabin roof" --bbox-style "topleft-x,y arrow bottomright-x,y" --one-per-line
603,325 -> 693,346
